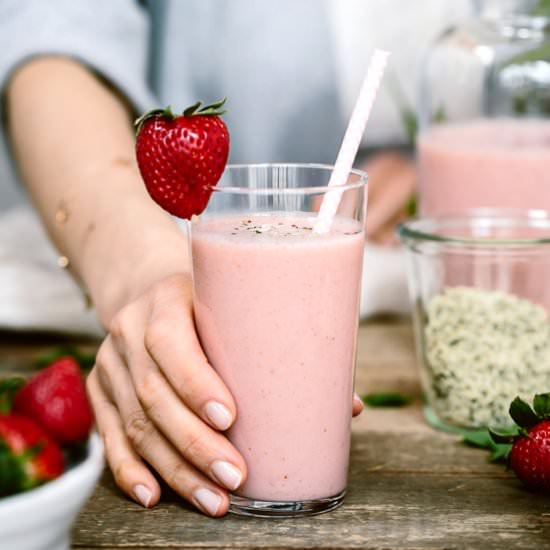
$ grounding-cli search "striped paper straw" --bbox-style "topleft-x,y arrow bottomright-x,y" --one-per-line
314,49 -> 390,234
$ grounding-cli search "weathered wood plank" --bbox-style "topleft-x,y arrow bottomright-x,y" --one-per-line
73,458 -> 550,549
72,430 -> 536,550
355,319 -> 420,398
4,320 -> 548,550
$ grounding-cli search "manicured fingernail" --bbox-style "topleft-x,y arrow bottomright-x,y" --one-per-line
211,460 -> 242,491
133,484 -> 152,508
354,392 -> 364,408
193,487 -> 222,516
205,401 -> 233,431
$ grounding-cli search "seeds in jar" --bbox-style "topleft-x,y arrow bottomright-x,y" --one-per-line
424,286 -> 550,429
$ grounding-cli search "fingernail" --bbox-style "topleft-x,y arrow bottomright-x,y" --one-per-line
205,401 -> 233,431
211,460 -> 243,491
354,392 -> 364,408
133,484 -> 153,508
193,487 -> 222,516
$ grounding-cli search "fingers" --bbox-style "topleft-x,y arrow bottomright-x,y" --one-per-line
87,368 -> 161,508
109,297 -> 247,479
352,392 -> 364,417
95,337 -> 244,514
113,277 -> 237,432
94,341 -> 231,516
124,347 -> 246,486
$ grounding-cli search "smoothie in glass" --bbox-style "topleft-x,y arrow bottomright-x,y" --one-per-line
418,119 -> 550,216
192,215 -> 363,500
188,163 -> 367,517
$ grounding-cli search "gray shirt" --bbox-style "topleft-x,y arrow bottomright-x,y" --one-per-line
0,0 -> 345,211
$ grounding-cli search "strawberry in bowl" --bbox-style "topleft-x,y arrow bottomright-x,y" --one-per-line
135,98 -> 230,219
0,357 -> 103,550
0,414 -> 64,496
13,357 -> 93,445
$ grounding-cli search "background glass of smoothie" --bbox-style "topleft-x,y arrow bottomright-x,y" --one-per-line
418,0 -> 550,216
418,119 -> 550,215
185,164 -> 366,517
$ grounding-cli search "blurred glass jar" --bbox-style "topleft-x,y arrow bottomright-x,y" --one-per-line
417,0 -> 550,216
399,210 -> 550,430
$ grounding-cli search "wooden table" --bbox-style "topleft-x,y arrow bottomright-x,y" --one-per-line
2,319 -> 550,549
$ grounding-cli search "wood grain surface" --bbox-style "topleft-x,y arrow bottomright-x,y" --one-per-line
2,319 -> 549,549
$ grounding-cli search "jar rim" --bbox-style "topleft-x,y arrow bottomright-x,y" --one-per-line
212,164 -> 368,195
398,208 -> 550,246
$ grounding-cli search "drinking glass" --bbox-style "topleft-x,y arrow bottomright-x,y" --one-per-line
181,164 -> 367,517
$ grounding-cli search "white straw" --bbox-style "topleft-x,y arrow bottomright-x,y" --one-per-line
314,49 -> 390,234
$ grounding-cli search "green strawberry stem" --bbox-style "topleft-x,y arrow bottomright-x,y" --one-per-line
463,430 -> 512,463
533,393 -> 550,418
453,393 -> 550,465
488,427 -> 520,444
135,98 -> 227,134
0,441 -> 25,496
34,346 -> 96,371
509,396 -> 540,429
0,378 -> 25,414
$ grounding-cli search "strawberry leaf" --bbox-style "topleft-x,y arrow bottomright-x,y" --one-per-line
196,97 -> 227,116
509,396 -> 539,429
0,378 -> 25,414
199,97 -> 227,111
362,392 -> 413,407
0,441 -> 25,497
134,106 -> 175,134
489,427 -> 519,444
489,445 -> 512,463
183,101 -> 203,117
35,346 -> 95,371
423,407 -> 512,463
533,393 -> 550,419
462,430 -> 494,448
463,430 -> 512,463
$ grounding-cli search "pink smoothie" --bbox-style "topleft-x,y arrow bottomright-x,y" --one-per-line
418,119 -> 550,216
191,214 -> 364,501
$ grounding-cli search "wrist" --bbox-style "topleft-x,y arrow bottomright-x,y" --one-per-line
80,191 -> 191,326
91,238 -> 191,327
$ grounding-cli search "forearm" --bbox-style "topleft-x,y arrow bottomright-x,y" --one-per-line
6,57 -> 189,325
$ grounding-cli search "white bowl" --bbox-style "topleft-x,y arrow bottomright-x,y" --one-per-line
0,432 -> 104,550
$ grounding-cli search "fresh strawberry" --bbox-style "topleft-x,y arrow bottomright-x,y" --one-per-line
0,414 -> 64,496
490,393 -> 550,492
135,98 -> 230,219
13,357 -> 93,444
510,420 -> 550,491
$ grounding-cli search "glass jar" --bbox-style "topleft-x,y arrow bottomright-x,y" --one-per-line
417,0 -> 550,216
399,209 -> 550,430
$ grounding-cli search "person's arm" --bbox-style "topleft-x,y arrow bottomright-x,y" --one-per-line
7,56 -> 364,516
6,57 -> 247,516
7,57 -> 185,324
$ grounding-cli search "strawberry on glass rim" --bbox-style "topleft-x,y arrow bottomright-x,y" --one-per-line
135,98 -> 230,219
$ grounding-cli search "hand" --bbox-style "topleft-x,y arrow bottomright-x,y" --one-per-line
87,273 -> 365,517
361,151 -> 416,245
87,274 -> 246,516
